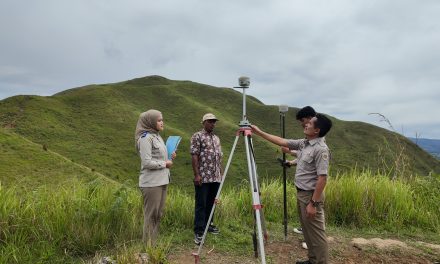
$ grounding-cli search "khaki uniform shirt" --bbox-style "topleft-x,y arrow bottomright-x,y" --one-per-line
190,129 -> 223,183
138,132 -> 170,187
287,137 -> 330,191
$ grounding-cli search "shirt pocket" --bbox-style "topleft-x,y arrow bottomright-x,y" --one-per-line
301,151 -> 314,169
151,139 -> 163,158
152,139 -> 160,149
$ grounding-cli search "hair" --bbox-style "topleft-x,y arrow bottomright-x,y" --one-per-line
314,113 -> 332,137
296,106 -> 316,120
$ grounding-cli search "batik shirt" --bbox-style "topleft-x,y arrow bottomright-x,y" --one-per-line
190,129 -> 223,183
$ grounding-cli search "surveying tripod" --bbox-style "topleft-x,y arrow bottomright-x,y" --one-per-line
192,126 -> 268,263
192,77 -> 268,264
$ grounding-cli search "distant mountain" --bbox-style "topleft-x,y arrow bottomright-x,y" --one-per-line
1,75 -> 439,188
408,137 -> 440,159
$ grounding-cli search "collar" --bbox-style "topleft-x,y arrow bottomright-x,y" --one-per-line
202,128 -> 214,135
140,131 -> 158,138
308,137 -> 324,146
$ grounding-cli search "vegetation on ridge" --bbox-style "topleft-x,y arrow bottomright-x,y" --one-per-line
0,75 -> 438,189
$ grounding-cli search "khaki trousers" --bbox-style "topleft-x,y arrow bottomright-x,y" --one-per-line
140,185 -> 167,246
297,190 -> 328,264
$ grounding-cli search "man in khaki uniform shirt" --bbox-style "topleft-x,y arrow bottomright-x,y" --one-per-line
251,113 -> 332,264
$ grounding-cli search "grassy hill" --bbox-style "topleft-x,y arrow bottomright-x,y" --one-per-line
0,127 -> 118,188
1,75 -> 439,188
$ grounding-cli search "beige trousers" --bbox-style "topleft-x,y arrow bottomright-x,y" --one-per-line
140,185 -> 167,246
297,190 -> 328,264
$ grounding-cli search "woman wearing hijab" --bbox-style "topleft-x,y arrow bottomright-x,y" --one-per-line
135,109 -> 176,246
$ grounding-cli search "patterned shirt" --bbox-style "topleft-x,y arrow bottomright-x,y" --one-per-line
190,129 -> 223,183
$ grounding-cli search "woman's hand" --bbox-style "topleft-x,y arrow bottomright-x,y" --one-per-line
171,152 -> 177,160
166,160 -> 173,168
250,125 -> 262,135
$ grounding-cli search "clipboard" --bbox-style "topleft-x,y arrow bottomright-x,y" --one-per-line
166,136 -> 182,160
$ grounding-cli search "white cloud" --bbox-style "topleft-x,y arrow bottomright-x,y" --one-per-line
1,0 -> 439,138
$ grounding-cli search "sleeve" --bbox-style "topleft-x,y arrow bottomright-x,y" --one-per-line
315,148 -> 330,176
286,139 -> 303,150
190,133 -> 200,155
139,137 -> 166,170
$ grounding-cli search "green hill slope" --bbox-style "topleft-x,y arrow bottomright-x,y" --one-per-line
0,128 -> 112,188
1,75 -> 438,188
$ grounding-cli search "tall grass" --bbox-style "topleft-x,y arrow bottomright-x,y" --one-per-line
1,172 -> 439,263
326,170 -> 440,230
0,179 -> 142,263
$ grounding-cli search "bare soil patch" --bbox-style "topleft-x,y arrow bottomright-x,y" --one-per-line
168,233 -> 440,264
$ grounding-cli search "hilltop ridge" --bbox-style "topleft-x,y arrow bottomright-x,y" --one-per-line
1,75 -> 439,187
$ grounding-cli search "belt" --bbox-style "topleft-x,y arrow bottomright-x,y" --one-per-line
296,186 -> 314,192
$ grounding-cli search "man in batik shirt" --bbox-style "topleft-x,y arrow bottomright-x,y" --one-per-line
190,113 -> 223,245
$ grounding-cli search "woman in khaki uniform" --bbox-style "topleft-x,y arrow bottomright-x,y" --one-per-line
135,109 -> 176,245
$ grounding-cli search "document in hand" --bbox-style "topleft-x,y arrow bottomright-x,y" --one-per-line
166,136 -> 182,160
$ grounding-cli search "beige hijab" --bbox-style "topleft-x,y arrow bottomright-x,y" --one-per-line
135,109 -> 162,151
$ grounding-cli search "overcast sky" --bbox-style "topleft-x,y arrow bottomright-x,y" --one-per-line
1,0 -> 439,139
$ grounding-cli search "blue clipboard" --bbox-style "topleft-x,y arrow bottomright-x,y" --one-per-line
166,136 -> 182,160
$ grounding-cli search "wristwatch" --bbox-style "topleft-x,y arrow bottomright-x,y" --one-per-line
310,199 -> 320,207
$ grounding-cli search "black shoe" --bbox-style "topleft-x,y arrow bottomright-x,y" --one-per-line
295,260 -> 311,264
208,224 -> 220,234
194,233 -> 203,245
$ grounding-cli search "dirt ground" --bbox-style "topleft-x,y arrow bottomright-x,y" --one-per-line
168,233 -> 440,264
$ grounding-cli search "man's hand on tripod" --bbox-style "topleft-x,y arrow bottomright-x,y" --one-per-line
194,174 -> 202,186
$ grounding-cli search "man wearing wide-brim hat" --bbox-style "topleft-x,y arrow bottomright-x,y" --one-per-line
190,113 -> 223,245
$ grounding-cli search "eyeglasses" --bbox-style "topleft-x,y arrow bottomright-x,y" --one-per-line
206,120 -> 217,123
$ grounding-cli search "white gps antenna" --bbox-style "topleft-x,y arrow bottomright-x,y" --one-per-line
234,76 -> 251,126
279,104 -> 288,113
